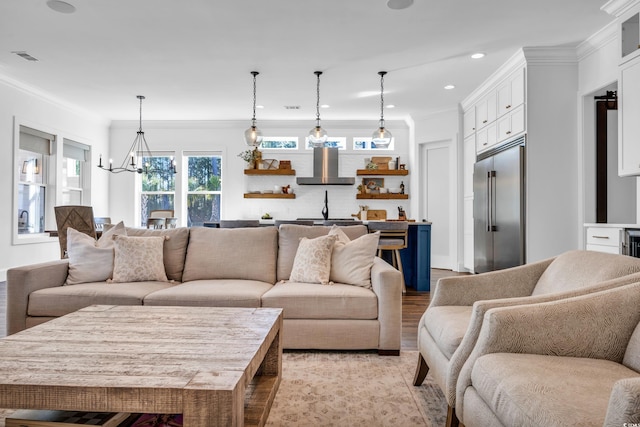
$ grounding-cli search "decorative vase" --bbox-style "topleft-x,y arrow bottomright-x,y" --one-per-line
246,160 -> 255,170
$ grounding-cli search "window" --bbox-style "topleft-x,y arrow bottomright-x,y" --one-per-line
259,137 -> 299,150
305,137 -> 347,149
353,137 -> 395,150
17,126 -> 52,235
186,154 -> 222,227
140,156 -> 176,226
62,139 -> 91,205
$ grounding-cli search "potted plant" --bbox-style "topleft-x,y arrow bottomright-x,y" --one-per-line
238,148 -> 261,169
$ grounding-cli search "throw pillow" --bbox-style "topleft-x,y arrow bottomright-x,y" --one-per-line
329,226 -> 380,288
289,234 -> 337,285
66,221 -> 126,285
111,235 -> 169,283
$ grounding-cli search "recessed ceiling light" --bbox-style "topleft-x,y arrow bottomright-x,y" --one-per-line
471,52 -> 486,59
321,104 -> 330,109
387,0 -> 414,10
256,105 -> 264,109
386,104 -> 396,109
47,0 -> 76,13
444,84 -> 456,90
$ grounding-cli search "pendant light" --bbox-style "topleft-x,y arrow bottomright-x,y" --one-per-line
372,71 -> 393,148
308,71 -> 328,147
244,71 -> 263,147
98,95 -> 176,175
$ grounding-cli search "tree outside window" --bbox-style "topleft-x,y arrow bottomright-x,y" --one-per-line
140,156 -> 175,226
186,155 -> 222,227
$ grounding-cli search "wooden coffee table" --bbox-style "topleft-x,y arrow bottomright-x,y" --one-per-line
0,305 -> 283,426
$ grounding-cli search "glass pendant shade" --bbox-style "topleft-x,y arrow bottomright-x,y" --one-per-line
244,71 -> 263,147
308,124 -> 328,146
372,124 -> 393,148
244,124 -> 263,147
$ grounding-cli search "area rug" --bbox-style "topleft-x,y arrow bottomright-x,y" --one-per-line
0,351 -> 446,427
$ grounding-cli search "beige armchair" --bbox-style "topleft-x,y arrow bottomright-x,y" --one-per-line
413,250 -> 640,427
456,281 -> 640,426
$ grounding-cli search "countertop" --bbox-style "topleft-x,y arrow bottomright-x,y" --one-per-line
584,223 -> 640,229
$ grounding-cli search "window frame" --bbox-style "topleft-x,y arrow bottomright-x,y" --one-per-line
136,151 -> 177,227
184,152 -> 223,227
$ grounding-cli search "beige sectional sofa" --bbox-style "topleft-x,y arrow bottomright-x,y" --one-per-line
7,224 -> 403,354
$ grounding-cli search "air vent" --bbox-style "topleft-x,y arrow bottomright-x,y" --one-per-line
12,51 -> 38,62
284,105 -> 301,110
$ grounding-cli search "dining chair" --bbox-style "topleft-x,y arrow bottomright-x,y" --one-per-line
149,209 -> 174,218
54,205 -> 96,259
147,218 -> 166,229
94,217 -> 111,231
165,217 -> 178,228
274,220 -> 315,227
367,221 -> 409,293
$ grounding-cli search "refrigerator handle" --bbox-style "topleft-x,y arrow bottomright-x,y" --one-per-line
489,170 -> 497,232
487,171 -> 492,232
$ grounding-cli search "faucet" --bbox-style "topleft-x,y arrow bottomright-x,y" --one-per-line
18,210 -> 29,228
321,190 -> 329,220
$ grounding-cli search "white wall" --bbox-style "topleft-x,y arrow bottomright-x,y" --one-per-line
0,78 -> 110,280
108,120 -> 411,226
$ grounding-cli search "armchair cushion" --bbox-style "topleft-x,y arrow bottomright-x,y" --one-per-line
424,306 -> 472,359
471,353 -> 638,427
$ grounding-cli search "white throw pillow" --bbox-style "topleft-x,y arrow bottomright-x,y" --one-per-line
111,235 -> 169,283
289,234 -> 337,285
66,221 -> 126,285
329,225 -> 380,288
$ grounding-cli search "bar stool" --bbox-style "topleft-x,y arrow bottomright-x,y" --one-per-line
367,221 -> 409,293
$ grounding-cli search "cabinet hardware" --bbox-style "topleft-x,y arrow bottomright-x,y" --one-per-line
592,235 -> 610,239
483,143 -> 488,146
482,120 -> 487,124
505,105 -> 511,109
506,131 -> 512,135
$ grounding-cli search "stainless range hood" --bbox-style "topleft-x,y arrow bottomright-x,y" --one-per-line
296,147 -> 355,185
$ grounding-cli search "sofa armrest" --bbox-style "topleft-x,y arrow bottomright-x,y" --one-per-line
456,282 -> 640,420
604,378 -> 640,426
371,257 -> 402,352
430,257 -> 554,308
7,260 -> 69,335
444,270 -> 640,406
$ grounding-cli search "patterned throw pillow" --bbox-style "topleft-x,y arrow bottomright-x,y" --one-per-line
66,221 -> 126,285
289,234 -> 337,285
111,235 -> 168,283
329,225 -> 380,288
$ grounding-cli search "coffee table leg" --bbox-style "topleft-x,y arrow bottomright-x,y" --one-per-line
184,371 -> 244,427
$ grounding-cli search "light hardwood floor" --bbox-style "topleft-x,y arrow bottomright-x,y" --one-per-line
0,269 -> 467,345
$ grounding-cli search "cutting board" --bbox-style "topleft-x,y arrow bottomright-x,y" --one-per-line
352,210 -> 387,220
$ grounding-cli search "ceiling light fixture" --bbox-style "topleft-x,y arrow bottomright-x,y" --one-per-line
444,84 -> 456,90
46,0 -> 76,14
471,52 -> 486,59
98,95 -> 176,175
244,71 -> 263,147
372,71 -> 393,148
387,0 -> 414,10
308,71 -> 328,147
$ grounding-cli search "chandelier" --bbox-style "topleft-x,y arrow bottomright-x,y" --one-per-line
244,71 -> 263,147
372,71 -> 393,148
308,71 -> 328,147
98,95 -> 176,174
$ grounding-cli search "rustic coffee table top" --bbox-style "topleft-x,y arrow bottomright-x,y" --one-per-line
0,305 -> 283,426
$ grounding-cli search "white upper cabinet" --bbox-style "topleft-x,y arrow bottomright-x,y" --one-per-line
475,92 -> 497,131
497,68 -> 525,118
619,58 -> 640,176
463,108 -> 476,138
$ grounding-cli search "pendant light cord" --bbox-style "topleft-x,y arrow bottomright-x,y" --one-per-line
138,95 -> 144,133
379,71 -> 387,127
251,71 -> 258,125
315,71 -> 322,126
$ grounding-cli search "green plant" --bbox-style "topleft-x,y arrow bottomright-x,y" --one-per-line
238,149 -> 258,163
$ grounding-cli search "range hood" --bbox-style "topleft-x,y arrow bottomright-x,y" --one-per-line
297,147 -> 355,185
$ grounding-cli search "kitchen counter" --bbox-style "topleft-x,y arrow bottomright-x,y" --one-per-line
584,223 -> 640,228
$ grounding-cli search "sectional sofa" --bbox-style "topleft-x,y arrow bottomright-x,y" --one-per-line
6,224 -> 403,354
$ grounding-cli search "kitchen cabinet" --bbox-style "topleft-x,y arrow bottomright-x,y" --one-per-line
618,56 -> 640,176
475,91 -> 497,131
585,226 -> 622,254
497,68 -> 525,118
463,109 -> 476,138
463,135 -> 475,271
496,104 -> 525,143
399,222 -> 432,291
476,122 -> 498,153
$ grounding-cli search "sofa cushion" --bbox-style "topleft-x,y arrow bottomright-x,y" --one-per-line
277,224 -> 368,281
28,281 -> 173,317
183,227 -> 278,283
125,227 -> 190,282
143,279 -> 272,308
112,235 -> 169,283
289,235 -> 337,285
624,321 -> 640,372
261,281 -> 378,319
471,353 -> 640,427
532,250 -> 640,296
329,226 -> 379,288
424,306 -> 473,359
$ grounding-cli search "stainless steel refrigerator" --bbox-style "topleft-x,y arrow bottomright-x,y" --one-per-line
473,138 -> 525,273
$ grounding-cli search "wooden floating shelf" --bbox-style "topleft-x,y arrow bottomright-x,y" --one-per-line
244,193 -> 296,199
244,169 -> 296,176
356,194 -> 409,199
356,169 -> 409,176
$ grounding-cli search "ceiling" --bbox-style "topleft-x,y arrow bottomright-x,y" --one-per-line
0,0 -> 614,123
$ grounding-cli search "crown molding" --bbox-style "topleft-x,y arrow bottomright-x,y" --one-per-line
602,0 -> 640,17
576,20 -> 617,61
522,46 -> 578,65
